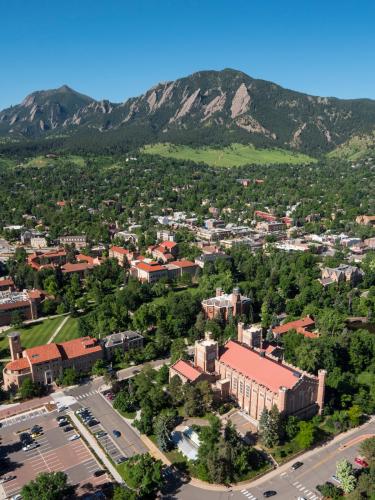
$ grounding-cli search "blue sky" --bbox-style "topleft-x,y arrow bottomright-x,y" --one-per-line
1,0 -> 374,109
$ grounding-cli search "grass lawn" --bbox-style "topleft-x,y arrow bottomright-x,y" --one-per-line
53,316 -> 81,343
142,143 -> 316,167
0,316 -> 66,358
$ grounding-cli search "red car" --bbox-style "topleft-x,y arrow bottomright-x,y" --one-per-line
355,457 -> 368,468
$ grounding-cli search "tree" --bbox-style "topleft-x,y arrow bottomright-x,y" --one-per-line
183,384 -> 201,417
113,485 -> 137,500
284,415 -> 300,440
154,410 -> 177,451
19,378 -> 41,400
60,368 -> 78,386
359,436 -> 375,463
295,421 -> 316,449
347,405 -> 362,427
134,404 -> 154,435
170,338 -> 188,363
10,310 -> 23,328
259,407 -> 279,448
169,375 -> 183,406
91,359 -> 107,376
121,453 -> 164,498
21,471 -> 70,500
336,459 -> 357,494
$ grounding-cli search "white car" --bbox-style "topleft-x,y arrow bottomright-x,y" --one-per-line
298,497 -> 307,500
11,495 -> 22,500
331,475 -> 341,484
68,433 -> 80,441
0,475 -> 15,484
22,443 -> 38,451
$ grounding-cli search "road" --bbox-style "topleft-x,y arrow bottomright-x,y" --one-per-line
59,360 -> 373,500
171,419 -> 375,500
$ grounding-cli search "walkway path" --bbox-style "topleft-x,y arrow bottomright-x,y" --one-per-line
47,315 -> 70,343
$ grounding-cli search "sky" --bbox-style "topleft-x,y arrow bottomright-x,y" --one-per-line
0,0 -> 374,109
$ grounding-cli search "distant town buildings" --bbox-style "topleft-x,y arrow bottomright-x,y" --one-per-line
59,235 -> 87,249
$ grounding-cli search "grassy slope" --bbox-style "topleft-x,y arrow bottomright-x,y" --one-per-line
142,143 -> 316,167
0,316 -> 66,357
22,155 -> 85,168
53,316 -> 81,343
328,132 -> 375,161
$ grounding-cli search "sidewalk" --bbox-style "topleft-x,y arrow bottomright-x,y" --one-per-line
47,314 -> 70,343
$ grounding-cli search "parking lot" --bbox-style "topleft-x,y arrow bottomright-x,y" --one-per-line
0,407 -> 111,499
67,388 -> 147,463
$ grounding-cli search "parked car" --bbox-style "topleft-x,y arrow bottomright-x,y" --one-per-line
95,431 -> 107,438
31,425 -> 42,434
23,443 -> 38,451
355,457 -> 369,468
58,420 -> 69,427
291,461 -> 303,470
87,420 -> 99,427
331,475 -> 341,484
0,476 -> 15,484
63,426 -> 74,432
115,456 -> 127,464
56,416 -> 67,422
31,431 -> 42,438
112,430 -> 121,438
11,495 -> 22,500
94,470 -> 106,477
263,492 -> 277,498
68,434 -> 80,441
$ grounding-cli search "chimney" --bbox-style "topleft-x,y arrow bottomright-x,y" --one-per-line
231,287 -> 241,316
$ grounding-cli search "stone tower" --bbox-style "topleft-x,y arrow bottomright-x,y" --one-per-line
194,331 -> 219,373
8,331 -> 23,360
317,369 -> 327,415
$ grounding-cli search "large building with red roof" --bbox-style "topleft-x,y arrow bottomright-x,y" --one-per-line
170,326 -> 326,426
131,259 -> 198,283
3,332 -> 103,389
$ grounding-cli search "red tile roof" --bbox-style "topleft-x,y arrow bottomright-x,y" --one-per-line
272,316 -> 315,336
171,359 -> 202,382
136,262 -> 166,272
5,357 -> 30,372
0,278 -> 14,288
58,336 -> 102,360
172,260 -> 197,268
26,343 -> 62,365
219,340 -> 301,393
110,246 -> 129,255
160,241 -> 177,249
61,262 -> 93,273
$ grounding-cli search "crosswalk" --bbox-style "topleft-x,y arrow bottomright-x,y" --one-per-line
0,407 -> 47,428
292,481 -> 319,499
75,390 -> 99,400
241,489 -> 257,499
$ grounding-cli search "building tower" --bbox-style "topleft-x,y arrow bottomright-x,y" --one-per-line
194,331 -> 218,373
317,369 -> 327,415
231,287 -> 242,317
8,332 -> 23,360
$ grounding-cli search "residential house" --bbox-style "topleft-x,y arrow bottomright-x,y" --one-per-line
320,264 -> 364,287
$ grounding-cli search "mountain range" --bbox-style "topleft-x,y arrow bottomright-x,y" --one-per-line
1,68 -> 375,155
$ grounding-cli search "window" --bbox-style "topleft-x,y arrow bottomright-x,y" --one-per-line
245,385 -> 250,398
232,378 -> 238,390
239,381 -> 243,394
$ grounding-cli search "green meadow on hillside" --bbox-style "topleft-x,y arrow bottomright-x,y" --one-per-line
142,143 -> 316,167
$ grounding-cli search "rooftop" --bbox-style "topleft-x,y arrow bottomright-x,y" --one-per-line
171,359 -> 203,382
58,336 -> 102,360
272,316 -> 315,336
25,343 -> 62,365
219,340 -> 303,393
